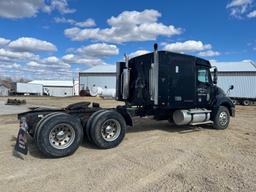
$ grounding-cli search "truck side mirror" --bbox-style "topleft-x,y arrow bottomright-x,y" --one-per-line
229,85 -> 234,90
213,68 -> 218,84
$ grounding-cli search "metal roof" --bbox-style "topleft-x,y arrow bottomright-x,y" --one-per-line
0,84 -> 9,88
29,80 -> 78,87
211,61 -> 256,72
81,65 -> 116,73
0,82 -> 11,89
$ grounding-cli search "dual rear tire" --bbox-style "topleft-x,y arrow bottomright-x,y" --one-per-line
35,113 -> 83,158
86,110 -> 126,149
35,110 -> 126,157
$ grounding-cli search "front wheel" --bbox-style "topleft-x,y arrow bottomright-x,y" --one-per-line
213,106 -> 230,130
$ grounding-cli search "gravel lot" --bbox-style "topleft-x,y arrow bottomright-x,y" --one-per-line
0,100 -> 29,115
0,96 -> 256,192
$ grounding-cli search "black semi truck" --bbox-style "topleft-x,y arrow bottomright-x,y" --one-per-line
15,44 -> 235,158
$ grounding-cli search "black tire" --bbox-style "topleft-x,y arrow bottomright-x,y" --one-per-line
242,100 -> 250,106
90,110 -> 126,149
85,109 -> 106,142
34,112 -> 66,142
232,100 -> 238,105
36,113 -> 83,158
213,106 -> 230,130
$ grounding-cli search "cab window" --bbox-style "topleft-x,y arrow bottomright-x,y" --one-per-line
197,68 -> 210,83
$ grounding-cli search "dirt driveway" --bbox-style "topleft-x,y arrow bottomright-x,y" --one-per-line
0,96 -> 255,192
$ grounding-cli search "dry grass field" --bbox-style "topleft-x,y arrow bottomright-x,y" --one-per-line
0,96 -> 255,192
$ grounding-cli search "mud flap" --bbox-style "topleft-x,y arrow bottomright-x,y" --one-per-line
15,117 -> 28,155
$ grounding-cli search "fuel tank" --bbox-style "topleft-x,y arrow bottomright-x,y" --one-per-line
173,109 -> 211,125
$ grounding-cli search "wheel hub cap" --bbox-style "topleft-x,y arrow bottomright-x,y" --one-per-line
49,123 -> 75,149
101,119 -> 121,142
219,112 -> 228,126
56,131 -> 65,140
105,125 -> 113,134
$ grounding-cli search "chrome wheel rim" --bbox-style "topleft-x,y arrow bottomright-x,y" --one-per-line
101,119 -> 121,142
219,112 -> 228,126
243,100 -> 249,105
49,123 -> 75,149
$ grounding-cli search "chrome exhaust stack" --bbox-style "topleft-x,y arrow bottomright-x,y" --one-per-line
122,54 -> 130,100
152,43 -> 159,105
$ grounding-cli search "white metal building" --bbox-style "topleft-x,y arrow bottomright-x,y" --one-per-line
0,84 -> 9,96
29,80 -> 79,97
16,82 -> 43,96
212,60 -> 256,99
79,65 -> 116,92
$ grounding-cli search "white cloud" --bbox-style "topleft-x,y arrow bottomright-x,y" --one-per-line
12,63 -> 21,69
0,0 -> 75,19
0,62 -> 21,70
0,37 -> 10,46
64,9 -> 182,43
27,59 -> 70,69
163,40 -> 212,53
76,43 -> 119,57
0,56 -> 74,80
0,48 -> 38,60
128,50 -> 150,58
0,37 -> 63,79
0,36 -> 74,80
226,0 -> 254,18
42,0 -> 75,14
198,50 -> 220,57
9,37 -> 57,52
54,17 -> 96,27
242,59 -> 254,62
23,56 -> 73,80
107,9 -> 160,26
227,0 -> 252,8
43,56 -> 60,63
162,40 -> 221,58
75,18 -> 96,28
27,61 -> 41,67
247,10 -> 256,17
54,17 -> 75,24
0,0 -> 42,19
61,43 -> 119,66
62,54 -> 105,66
62,54 -> 75,61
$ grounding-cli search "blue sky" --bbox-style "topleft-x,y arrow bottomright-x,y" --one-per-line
0,0 -> 255,80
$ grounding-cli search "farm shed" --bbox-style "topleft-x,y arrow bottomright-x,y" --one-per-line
16,82 -> 43,96
79,65 -> 116,92
212,60 -> 256,103
0,84 -> 9,96
29,80 -> 79,97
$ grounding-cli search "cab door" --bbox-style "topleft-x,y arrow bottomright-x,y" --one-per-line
196,66 -> 212,107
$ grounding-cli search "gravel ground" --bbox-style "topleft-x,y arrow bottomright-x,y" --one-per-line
0,100 -> 29,115
0,96 -> 255,192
